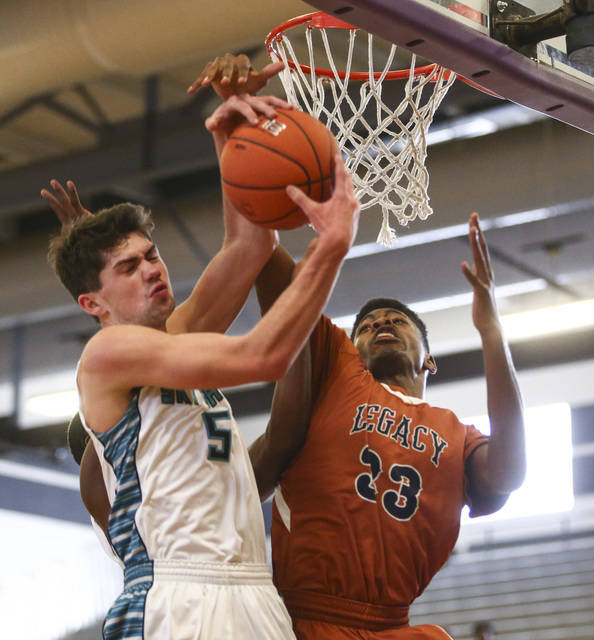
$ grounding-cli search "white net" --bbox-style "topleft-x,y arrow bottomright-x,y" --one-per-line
269,20 -> 456,245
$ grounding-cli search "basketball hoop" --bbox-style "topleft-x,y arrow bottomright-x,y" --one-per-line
266,12 -> 457,245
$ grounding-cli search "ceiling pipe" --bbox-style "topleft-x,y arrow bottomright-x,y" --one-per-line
0,0 -> 308,112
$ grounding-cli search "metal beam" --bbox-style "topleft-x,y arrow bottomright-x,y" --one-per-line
143,75 -> 160,170
73,84 -> 111,128
40,96 -> 105,136
0,95 -> 46,128
0,96 -> 218,220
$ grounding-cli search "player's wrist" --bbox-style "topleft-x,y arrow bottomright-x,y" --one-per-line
313,232 -> 351,262
477,320 -> 506,346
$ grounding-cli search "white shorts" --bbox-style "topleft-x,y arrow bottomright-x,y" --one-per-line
103,560 -> 296,640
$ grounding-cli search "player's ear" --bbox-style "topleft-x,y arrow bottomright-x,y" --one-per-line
424,353 -> 437,375
78,292 -> 102,319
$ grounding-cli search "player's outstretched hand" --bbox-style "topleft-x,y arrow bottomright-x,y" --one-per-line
461,212 -> 501,335
188,53 -> 285,99
41,180 -> 92,227
286,151 -> 360,254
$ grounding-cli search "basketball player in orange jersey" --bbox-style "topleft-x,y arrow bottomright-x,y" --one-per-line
251,212 -> 526,640
193,54 -> 526,639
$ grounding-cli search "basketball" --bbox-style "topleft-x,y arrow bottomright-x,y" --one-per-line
220,108 -> 336,229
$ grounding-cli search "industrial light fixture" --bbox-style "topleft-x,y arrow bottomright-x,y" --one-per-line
20,298 -> 594,421
501,298 -> 594,341
24,389 -> 78,421
335,296 -> 593,341
462,402 -> 573,523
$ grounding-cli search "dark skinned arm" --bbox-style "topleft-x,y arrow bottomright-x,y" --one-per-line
249,343 -> 312,501
250,242 -> 323,497
255,244 -> 297,315
463,213 -> 526,512
80,439 -> 110,537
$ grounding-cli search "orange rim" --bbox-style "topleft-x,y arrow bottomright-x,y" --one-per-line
265,12 -> 443,82
265,11 -> 502,97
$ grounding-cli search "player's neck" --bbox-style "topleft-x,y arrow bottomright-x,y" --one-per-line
374,372 -> 425,399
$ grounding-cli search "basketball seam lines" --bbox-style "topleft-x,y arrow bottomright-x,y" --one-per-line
221,177 -> 331,191
257,207 -> 303,224
280,110 -> 324,198
227,135 -> 312,192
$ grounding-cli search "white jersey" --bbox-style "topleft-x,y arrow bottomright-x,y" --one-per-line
80,385 -> 294,640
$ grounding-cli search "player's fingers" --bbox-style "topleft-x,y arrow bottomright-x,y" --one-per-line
472,223 -> 489,278
331,151 -> 350,195
242,95 -> 278,120
285,185 -> 312,213
220,53 -> 237,86
235,54 -> 252,84
343,164 -> 356,197
205,97 -> 258,129
259,61 -> 285,80
461,261 -> 479,288
256,95 -> 294,110
50,179 -> 72,206
187,76 -> 204,94
66,181 -> 85,214
187,78 -> 202,94
468,221 -> 487,283
187,61 -> 217,94
474,215 -> 494,281
40,189 -> 60,210
232,95 -> 262,124
40,189 -> 69,224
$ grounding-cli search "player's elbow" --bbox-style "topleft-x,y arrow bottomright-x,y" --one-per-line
501,444 -> 528,492
487,461 -> 527,494
257,350 -> 292,381
237,342 -> 290,382
504,461 -> 527,492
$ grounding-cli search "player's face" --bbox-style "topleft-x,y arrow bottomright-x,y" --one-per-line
90,232 -> 175,329
353,308 -> 431,379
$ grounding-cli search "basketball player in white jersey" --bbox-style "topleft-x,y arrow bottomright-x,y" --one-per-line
46,88 -> 360,639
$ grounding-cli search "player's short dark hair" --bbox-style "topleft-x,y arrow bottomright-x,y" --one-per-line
350,297 -> 430,351
48,203 -> 154,301
67,413 -> 88,466
473,621 -> 495,633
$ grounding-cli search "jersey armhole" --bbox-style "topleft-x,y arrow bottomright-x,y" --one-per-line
465,442 -> 510,517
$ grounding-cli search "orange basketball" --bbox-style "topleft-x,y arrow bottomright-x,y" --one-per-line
220,108 -> 336,229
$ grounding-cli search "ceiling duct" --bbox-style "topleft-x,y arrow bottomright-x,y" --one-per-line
0,0 -> 309,111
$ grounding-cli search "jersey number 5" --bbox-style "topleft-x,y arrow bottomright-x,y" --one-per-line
355,445 -> 422,521
204,410 -> 232,462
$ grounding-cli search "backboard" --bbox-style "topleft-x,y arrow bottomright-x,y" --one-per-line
304,0 -> 594,133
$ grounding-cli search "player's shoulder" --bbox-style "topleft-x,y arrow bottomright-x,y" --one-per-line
80,324 -> 152,373
322,314 -> 355,349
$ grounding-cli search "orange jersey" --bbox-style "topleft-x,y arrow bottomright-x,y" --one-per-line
272,316 -> 489,630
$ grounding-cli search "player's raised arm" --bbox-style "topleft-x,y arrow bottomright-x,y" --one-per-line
255,245 -> 297,315
249,162 -> 359,497
462,213 -> 526,498
249,342 -> 312,501
78,154 -> 358,430
167,94 -> 286,335
249,242 -> 318,498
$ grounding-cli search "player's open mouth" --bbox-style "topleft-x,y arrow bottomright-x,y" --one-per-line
374,331 -> 400,343
150,284 -> 168,297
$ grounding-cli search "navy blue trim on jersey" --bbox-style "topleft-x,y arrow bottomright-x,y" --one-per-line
97,392 -> 153,640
